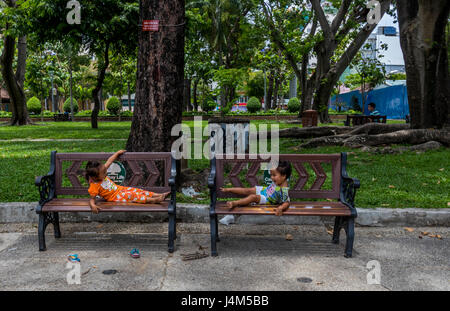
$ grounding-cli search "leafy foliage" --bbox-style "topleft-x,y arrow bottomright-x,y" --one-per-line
26,96 -> 42,115
106,96 -> 121,115
287,97 -> 300,113
63,97 -> 79,113
247,96 -> 261,113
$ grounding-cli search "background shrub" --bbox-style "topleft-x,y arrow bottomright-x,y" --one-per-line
26,96 -> 42,115
63,98 -> 79,113
287,97 -> 300,113
106,96 -> 121,115
246,96 -> 261,113
201,98 -> 216,112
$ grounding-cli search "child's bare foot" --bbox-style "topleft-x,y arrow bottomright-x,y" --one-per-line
226,201 -> 236,210
162,192 -> 170,200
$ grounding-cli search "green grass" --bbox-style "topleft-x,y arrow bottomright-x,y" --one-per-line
0,122 -> 132,140
0,120 -> 447,208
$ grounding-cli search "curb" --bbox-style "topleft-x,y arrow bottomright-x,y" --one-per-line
0,202 -> 449,227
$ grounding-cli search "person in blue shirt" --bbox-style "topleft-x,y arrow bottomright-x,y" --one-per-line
368,102 -> 380,116
220,161 -> 291,216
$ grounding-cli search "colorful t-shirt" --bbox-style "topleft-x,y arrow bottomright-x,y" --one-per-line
259,182 -> 290,205
88,176 -> 123,201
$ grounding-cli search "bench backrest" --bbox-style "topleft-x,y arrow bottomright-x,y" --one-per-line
347,115 -> 387,126
214,154 -> 342,200
53,152 -> 172,196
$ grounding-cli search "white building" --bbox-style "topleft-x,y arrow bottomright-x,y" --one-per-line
364,12 -> 405,74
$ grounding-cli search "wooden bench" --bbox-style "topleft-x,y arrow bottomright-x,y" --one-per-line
208,153 -> 360,257
53,113 -> 71,121
344,115 -> 387,126
35,151 -> 177,252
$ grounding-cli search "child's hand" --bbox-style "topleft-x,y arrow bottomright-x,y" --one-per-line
274,206 -> 284,216
220,187 -> 228,192
91,205 -> 100,214
116,150 -> 126,156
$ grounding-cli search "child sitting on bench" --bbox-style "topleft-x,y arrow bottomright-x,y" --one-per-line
85,150 -> 170,214
220,160 -> 291,216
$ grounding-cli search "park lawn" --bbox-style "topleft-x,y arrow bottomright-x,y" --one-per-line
0,119 -> 405,141
0,122 -> 132,140
0,136 -> 448,209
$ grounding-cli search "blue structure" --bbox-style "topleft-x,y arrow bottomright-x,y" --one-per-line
330,83 -> 409,119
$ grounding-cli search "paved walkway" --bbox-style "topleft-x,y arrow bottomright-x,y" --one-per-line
0,223 -> 448,291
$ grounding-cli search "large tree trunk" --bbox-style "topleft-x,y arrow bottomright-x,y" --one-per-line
266,70 -> 274,110
192,78 -> 199,111
184,78 -> 191,111
126,0 -> 185,152
310,0 -> 391,124
91,42 -> 110,129
397,0 -> 450,129
0,31 -> 30,125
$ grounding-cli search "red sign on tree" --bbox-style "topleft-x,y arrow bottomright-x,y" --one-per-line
142,20 -> 159,31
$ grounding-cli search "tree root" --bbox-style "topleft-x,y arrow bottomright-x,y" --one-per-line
254,126 -> 351,139
301,129 -> 450,148
360,141 -> 443,154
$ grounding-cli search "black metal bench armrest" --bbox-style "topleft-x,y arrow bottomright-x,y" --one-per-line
208,157 -> 216,189
168,154 -> 177,187
168,154 -> 177,214
340,176 -> 359,217
340,152 -> 359,217
35,174 -> 55,213
35,151 -> 57,213
208,157 -> 217,213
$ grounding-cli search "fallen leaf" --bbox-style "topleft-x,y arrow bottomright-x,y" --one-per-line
96,224 -> 103,228
437,180 -> 441,184
316,282 -> 323,285
388,185 -> 395,189
420,231 -> 429,236
372,177 -> 377,182
404,227 -> 414,232
436,235 -> 442,240
375,235 -> 382,238
285,234 -> 293,241
418,235 -> 423,239
326,228 -> 333,235
439,168 -> 444,171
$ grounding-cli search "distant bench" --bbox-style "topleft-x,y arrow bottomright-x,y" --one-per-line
35,151 -> 177,252
53,113 -> 71,122
344,115 -> 387,126
208,153 -> 360,257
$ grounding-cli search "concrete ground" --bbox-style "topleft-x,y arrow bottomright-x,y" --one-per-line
0,222 -> 448,291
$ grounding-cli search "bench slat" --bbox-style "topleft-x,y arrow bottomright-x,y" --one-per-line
215,201 -> 351,216
42,198 -> 169,212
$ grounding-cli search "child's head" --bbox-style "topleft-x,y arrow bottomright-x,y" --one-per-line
85,161 -> 107,182
269,161 -> 291,186
368,102 -> 376,111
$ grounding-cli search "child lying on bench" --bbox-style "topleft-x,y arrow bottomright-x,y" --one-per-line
85,150 -> 170,214
220,161 -> 291,216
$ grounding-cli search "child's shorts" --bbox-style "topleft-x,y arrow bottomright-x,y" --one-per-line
113,187 -> 154,203
255,186 -> 268,204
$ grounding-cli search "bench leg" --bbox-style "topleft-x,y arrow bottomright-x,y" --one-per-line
38,213 -> 47,251
344,217 -> 355,258
53,212 -> 61,238
332,216 -> 342,244
168,213 -> 175,253
38,212 -> 61,251
210,215 -> 218,256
